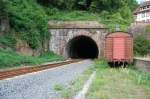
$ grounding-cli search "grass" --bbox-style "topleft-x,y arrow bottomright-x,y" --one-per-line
86,60 -> 150,99
47,10 -> 101,21
0,49 -> 64,69
54,84 -> 64,91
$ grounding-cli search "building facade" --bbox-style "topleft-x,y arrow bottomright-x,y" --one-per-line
134,0 -> 150,22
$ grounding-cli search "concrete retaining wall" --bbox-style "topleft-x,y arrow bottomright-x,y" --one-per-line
134,57 -> 150,72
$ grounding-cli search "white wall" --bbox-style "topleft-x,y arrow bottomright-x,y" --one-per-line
136,11 -> 150,22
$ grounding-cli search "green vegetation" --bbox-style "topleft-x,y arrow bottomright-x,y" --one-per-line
0,0 -> 8,19
0,0 -> 138,48
0,49 -> 63,69
47,10 -> 100,21
134,25 -> 150,56
134,35 -> 150,56
0,33 -> 16,49
146,25 -> 150,33
0,0 -> 140,68
39,0 -> 137,31
6,0 -> 49,49
0,0 -> 138,49
37,0 -> 137,11
87,60 -> 150,99
54,84 -> 64,91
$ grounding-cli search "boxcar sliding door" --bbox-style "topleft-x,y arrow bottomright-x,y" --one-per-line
113,38 -> 125,60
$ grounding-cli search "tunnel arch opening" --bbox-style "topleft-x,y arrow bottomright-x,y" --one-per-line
66,35 -> 99,59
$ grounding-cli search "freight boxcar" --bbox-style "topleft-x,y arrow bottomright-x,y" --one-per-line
104,32 -> 133,67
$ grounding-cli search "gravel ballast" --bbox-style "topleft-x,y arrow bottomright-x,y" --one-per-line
0,60 -> 93,99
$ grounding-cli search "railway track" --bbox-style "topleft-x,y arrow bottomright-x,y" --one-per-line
0,59 -> 81,80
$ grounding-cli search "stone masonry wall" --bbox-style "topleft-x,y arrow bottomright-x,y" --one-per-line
49,28 -> 107,58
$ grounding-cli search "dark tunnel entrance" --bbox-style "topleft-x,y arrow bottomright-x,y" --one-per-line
66,35 -> 99,59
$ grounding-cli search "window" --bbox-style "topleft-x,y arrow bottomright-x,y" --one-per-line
142,13 -> 144,18
142,12 -> 146,18
146,11 -> 150,17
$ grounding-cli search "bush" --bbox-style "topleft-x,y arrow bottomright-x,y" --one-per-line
0,33 -> 16,49
7,0 -> 49,49
37,0 -> 75,10
0,0 -> 8,19
134,35 -> 150,56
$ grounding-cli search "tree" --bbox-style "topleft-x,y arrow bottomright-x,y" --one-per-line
0,0 -> 8,19
37,0 -> 75,9
126,0 -> 138,11
37,0 -> 138,12
119,6 -> 133,23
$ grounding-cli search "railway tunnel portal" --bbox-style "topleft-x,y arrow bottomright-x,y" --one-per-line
48,21 -> 107,59
66,35 -> 99,59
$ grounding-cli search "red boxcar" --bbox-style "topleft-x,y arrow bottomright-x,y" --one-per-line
104,32 -> 133,66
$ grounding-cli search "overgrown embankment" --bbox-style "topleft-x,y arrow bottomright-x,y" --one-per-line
0,0 -> 138,49
0,49 -> 63,69
86,60 -> 150,99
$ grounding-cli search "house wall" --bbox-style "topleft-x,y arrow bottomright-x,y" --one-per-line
136,11 -> 150,22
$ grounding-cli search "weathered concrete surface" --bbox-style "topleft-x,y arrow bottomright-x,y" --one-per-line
48,21 -> 107,58
48,21 -> 104,29
134,57 -> 150,72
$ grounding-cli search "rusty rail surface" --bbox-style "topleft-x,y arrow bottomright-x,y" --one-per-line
0,59 -> 81,80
